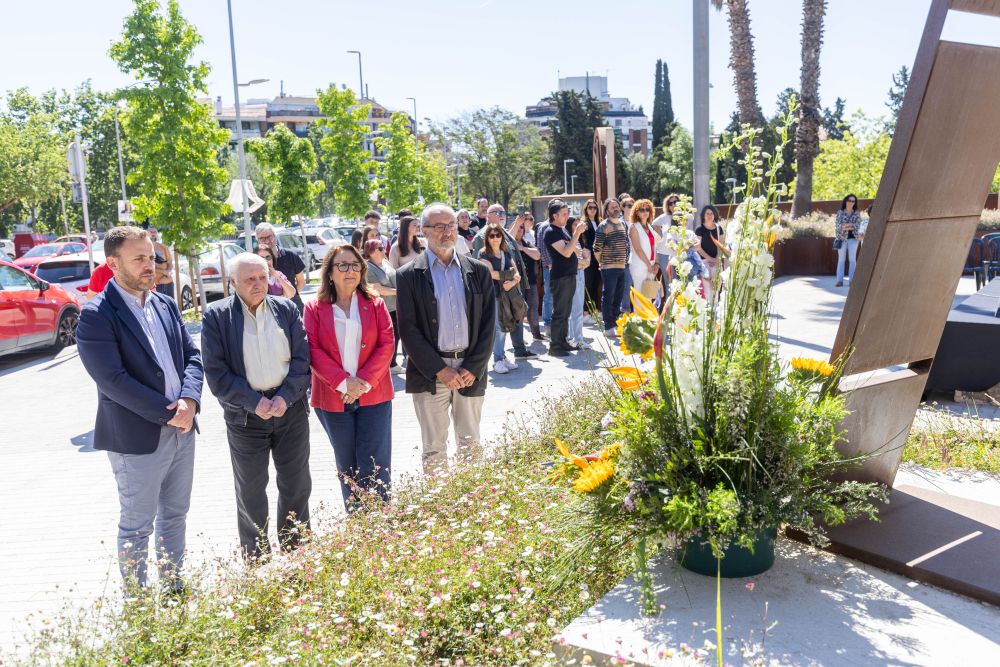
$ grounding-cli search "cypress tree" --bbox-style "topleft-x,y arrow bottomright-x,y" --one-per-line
652,60 -> 664,149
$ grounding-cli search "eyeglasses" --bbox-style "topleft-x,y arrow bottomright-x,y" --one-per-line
587,206 -> 598,210
523,216 -> 534,221
623,204 -> 633,209
667,200 -> 679,206
487,233 -> 503,239
490,210 -> 507,217
847,198 -> 857,203
333,262 -> 362,273
426,223 -> 458,233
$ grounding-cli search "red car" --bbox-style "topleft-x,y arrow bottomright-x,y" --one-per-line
0,260 -> 80,356
14,242 -> 88,273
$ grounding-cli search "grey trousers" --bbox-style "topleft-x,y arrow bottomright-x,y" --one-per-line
107,426 -> 195,590
225,399 -> 311,558
412,361 -> 484,475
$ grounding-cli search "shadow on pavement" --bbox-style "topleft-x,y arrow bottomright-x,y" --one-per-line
70,430 -> 97,453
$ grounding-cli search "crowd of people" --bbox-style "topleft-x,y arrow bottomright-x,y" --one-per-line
72,191 -> 764,593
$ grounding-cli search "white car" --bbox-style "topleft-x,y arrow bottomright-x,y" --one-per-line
35,252 -> 196,310
182,242 -> 245,298
0,239 -> 14,257
303,227 -> 348,268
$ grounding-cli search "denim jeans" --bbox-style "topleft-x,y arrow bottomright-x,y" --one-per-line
600,268 -> 626,331
836,238 -> 859,282
493,299 -> 507,361
570,270 -> 586,342
316,401 -> 392,509
620,268 -> 633,312
541,267 -> 553,326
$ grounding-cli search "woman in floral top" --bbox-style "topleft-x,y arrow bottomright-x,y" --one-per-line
835,193 -> 862,287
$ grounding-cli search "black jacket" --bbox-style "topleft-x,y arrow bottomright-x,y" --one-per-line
396,250 -> 495,397
201,294 -> 311,425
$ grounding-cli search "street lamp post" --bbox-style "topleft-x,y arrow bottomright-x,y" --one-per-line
226,0 -> 270,251
571,174 -> 578,194
347,50 -> 364,99
406,97 -> 421,203
563,158 -> 575,194
693,0 -> 711,211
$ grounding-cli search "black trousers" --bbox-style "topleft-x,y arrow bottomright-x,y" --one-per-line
225,398 -> 312,558
584,261 -> 602,311
550,274 -> 576,347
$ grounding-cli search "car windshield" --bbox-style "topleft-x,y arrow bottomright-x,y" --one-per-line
23,245 -> 59,258
333,227 -> 356,241
36,261 -> 91,283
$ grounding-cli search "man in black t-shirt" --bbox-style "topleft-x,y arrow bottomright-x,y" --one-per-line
470,198 -> 490,229
256,223 -> 306,311
542,200 -> 586,356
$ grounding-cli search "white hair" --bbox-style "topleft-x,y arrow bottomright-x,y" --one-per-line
420,203 -> 456,227
254,222 -> 275,237
226,252 -> 268,280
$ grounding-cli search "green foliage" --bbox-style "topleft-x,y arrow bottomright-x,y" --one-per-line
905,407 -> 1000,473
437,107 -> 551,212
315,85 -> 374,219
109,0 -> 230,254
822,97 -> 847,140
651,59 -> 675,150
20,381 -> 634,665
548,90 -> 604,193
247,124 -> 322,224
655,124 -> 694,196
0,94 -> 67,228
222,146 -> 268,223
375,112 -> 419,212
808,112 -> 891,200
885,65 -> 910,134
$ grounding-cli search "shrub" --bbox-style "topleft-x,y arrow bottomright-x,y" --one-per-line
16,380 -> 634,666
905,406 -> 1000,473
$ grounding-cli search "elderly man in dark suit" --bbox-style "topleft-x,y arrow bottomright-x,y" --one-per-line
201,252 -> 312,560
396,203 -> 495,475
76,226 -> 203,593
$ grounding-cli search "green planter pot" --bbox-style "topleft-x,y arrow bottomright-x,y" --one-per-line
679,527 -> 777,578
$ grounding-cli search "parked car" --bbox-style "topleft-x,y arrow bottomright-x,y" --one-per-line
0,248 -> 12,263
0,259 -> 80,356
55,234 -> 92,245
0,239 -> 14,256
235,228 -> 314,272
303,227 -> 348,269
14,242 -> 89,273
331,225 -> 359,245
183,242 -> 245,298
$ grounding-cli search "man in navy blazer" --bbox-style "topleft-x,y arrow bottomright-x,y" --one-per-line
76,226 -> 203,594
201,252 -> 312,560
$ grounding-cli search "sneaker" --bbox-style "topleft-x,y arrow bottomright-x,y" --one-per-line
604,328 -> 618,338
835,281 -> 844,287
548,346 -> 570,357
532,331 -> 547,342
504,355 -> 519,369
576,340 -> 592,350
513,349 -> 538,359
493,359 -> 510,374
390,364 -> 405,375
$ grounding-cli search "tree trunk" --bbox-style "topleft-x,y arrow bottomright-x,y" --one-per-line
792,0 -> 827,218
722,0 -> 765,129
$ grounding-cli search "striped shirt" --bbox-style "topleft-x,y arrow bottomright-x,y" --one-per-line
593,219 -> 630,268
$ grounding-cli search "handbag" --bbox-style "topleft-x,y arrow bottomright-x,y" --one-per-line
497,253 -> 528,332
639,277 -> 660,300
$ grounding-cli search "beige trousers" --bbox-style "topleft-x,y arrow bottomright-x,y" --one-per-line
411,378 -> 485,475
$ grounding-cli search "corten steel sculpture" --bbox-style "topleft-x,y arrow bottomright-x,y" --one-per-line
822,0 -> 1000,605
592,127 -> 617,207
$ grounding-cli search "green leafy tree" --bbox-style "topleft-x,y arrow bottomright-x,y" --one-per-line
548,90 -> 604,193
808,112 -> 891,199
651,59 -> 675,150
822,97 -> 847,140
418,144 -> 450,208
885,65 -> 910,135
222,146 -> 269,223
376,112 -> 422,212
0,98 -> 66,230
655,124 -> 694,195
109,0 -> 230,254
315,85 -> 374,219
248,124 -> 323,224
439,107 -> 551,212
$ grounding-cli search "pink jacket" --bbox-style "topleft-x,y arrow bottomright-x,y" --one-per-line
304,293 -> 394,412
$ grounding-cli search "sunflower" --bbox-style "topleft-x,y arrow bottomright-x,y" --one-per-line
790,356 -> 835,378
573,460 -> 615,493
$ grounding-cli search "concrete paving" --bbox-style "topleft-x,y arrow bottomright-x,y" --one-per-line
2,274 -> 998,662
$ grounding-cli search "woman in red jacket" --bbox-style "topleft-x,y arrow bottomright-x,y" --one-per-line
305,245 -> 395,509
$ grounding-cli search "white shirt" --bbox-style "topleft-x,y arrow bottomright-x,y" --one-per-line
239,297 -> 291,392
455,235 -> 470,256
332,293 -> 361,392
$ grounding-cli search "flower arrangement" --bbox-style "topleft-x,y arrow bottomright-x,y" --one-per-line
550,104 -> 887,618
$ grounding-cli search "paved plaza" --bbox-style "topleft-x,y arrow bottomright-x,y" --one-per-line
1,275 -> 998,658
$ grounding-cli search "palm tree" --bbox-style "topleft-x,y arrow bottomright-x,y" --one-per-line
792,0 -> 828,218
710,0 -> 765,129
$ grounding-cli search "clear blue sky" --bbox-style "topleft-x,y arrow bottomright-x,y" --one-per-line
3,1 -> 999,131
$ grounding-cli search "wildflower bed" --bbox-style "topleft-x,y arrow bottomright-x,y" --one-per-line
20,381 -> 633,667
